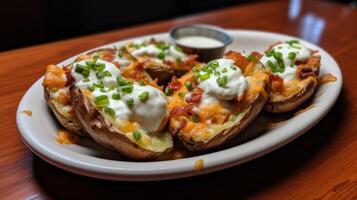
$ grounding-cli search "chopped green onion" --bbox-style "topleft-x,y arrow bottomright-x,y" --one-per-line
156,42 -> 169,51
214,71 -> 220,76
288,52 -> 296,61
94,95 -> 109,107
112,93 -> 121,100
104,107 -> 115,118
164,87 -> 173,96
83,77 -> 90,82
96,72 -> 105,79
138,91 -> 150,102
93,55 -> 98,64
176,57 -> 182,64
230,65 -> 237,71
191,115 -> 199,123
178,92 -> 185,97
93,82 -> 104,88
175,46 -> 182,52
199,73 -> 211,81
247,54 -> 257,62
216,75 -> 228,87
285,40 -> 299,45
87,86 -> 95,92
139,80 -> 145,86
222,68 -> 228,73
230,114 -> 238,121
133,131 -> 141,141
185,81 -> 193,91
100,88 -> 107,93
120,46 -> 126,51
157,52 -> 165,60
104,71 -> 112,77
208,61 -> 219,69
121,85 -> 133,94
126,98 -> 134,107
117,76 -> 132,86
94,63 -> 105,72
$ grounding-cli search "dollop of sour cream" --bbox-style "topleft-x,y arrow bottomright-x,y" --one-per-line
71,58 -> 168,133
176,36 -> 224,48
198,59 -> 247,100
130,40 -> 188,63
260,41 -> 311,81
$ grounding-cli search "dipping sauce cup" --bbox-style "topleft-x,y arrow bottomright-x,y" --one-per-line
170,24 -> 233,62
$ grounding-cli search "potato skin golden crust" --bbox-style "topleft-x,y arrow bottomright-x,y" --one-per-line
69,86 -> 172,160
44,87 -> 83,135
177,84 -> 270,152
265,78 -> 317,113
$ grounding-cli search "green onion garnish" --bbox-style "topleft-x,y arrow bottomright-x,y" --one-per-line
93,82 -> 104,88
126,98 -> 134,107
139,80 -> 145,86
104,107 -> 115,118
191,115 -> 199,123
112,93 -> 121,100
94,95 -> 109,107
164,87 -> 173,96
157,52 -> 165,60
185,81 -> 193,91
247,54 -> 257,62
178,92 -> 185,97
288,52 -> 296,61
133,131 -> 141,141
87,86 -> 95,92
104,71 -> 112,77
121,85 -> 133,94
83,77 -> 90,82
216,75 -> 228,87
199,73 -> 210,81
176,57 -> 182,64
230,65 -> 237,71
222,68 -> 228,73
175,46 -> 182,52
138,91 -> 149,102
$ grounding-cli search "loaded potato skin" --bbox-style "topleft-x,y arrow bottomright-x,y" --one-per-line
167,51 -> 270,151
260,40 -> 320,113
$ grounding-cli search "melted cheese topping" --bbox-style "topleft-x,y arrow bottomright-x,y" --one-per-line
260,41 -> 311,81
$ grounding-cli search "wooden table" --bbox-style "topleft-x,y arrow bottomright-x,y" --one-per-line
1,0 -> 356,199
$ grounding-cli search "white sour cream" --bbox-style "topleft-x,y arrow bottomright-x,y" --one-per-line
176,36 -> 224,48
260,41 -> 311,81
71,58 -> 168,133
198,59 -> 247,100
71,59 -> 121,88
131,45 -> 162,58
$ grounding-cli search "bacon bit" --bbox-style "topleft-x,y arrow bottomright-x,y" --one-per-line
56,129 -> 80,144
170,118 -> 187,136
250,51 -> 263,60
271,74 -> 284,93
170,106 -> 188,118
295,60 -> 308,66
21,110 -> 32,116
296,65 -> 318,79
194,159 -> 204,172
319,73 -> 337,85
43,65 -> 67,88
100,49 -> 115,61
186,88 -> 202,104
224,50 -> 250,72
167,76 -> 182,91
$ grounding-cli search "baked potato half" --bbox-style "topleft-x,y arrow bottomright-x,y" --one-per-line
259,40 -> 320,113
43,48 -> 160,136
124,38 -> 199,83
167,51 -> 270,151
68,56 -> 173,160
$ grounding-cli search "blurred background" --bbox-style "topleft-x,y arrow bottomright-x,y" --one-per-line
1,0 -> 355,51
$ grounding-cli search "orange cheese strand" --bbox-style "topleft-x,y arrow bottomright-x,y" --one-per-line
43,65 -> 67,88
21,110 -> 32,116
319,73 -> 337,85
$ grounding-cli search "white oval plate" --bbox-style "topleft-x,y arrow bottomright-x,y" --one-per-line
16,30 -> 342,181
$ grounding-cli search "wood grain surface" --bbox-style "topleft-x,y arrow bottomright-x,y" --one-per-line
0,0 -> 356,199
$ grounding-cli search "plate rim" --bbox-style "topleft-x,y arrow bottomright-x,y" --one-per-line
16,29 -> 343,181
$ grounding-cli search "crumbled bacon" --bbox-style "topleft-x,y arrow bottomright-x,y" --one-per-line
167,76 -> 182,91
271,74 -> 284,93
224,50 -> 250,72
250,51 -> 263,60
186,88 -> 203,104
296,65 -> 318,79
